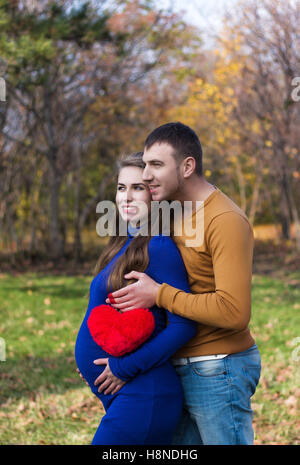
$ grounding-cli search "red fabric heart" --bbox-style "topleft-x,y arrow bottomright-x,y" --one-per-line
87,304 -> 155,356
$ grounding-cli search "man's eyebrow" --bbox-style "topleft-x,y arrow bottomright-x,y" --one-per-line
146,159 -> 164,164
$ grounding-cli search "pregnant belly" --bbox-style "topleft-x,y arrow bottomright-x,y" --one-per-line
75,321 -> 115,402
75,320 -> 183,410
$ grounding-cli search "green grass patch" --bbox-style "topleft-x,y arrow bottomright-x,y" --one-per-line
0,271 -> 299,444
250,274 -> 300,444
0,272 -> 103,444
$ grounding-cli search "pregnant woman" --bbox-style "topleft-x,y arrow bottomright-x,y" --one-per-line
75,152 -> 197,445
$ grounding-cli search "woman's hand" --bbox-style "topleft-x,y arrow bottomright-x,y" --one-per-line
93,358 -> 126,395
106,271 -> 161,311
76,368 -> 89,386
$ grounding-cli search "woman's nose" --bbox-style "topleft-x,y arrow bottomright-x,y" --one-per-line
123,189 -> 133,201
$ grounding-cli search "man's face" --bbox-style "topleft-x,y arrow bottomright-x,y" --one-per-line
142,142 -> 183,201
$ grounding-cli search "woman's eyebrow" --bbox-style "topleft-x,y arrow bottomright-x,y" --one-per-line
117,182 -> 146,187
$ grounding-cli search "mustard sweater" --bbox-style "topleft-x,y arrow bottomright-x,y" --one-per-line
156,187 -> 255,357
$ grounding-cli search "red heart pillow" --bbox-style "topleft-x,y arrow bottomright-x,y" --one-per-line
87,304 -> 155,356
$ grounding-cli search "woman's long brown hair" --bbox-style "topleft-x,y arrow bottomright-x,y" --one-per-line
92,152 -> 157,293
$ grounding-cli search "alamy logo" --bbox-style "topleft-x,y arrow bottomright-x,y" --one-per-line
291,337 -> 300,362
0,77 -> 6,102
291,77 -> 300,102
95,200 -> 204,248
0,337 -> 6,361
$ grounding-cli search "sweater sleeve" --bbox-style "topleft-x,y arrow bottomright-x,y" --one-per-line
108,235 -> 197,381
156,212 -> 254,331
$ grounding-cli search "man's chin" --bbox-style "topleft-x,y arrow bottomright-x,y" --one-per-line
151,192 -> 167,202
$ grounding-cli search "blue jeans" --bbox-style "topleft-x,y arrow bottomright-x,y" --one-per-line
171,344 -> 261,445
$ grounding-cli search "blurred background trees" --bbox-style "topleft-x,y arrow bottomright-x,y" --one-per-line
0,0 -> 299,264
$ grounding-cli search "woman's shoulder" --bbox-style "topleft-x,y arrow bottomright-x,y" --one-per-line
148,234 -> 179,254
146,234 -> 188,282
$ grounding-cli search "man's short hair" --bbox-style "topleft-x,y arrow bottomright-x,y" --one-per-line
144,122 -> 203,176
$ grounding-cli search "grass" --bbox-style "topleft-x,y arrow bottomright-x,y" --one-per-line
250,274 -> 300,444
0,272 -> 103,445
0,270 -> 299,445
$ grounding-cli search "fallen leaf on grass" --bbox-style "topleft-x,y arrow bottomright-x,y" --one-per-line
276,366 -> 293,382
17,402 -> 26,412
63,377 -> 79,384
284,395 -> 297,407
45,309 -> 54,315
293,388 -> 300,397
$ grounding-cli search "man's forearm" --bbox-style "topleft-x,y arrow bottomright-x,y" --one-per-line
156,212 -> 254,331
156,284 -> 251,331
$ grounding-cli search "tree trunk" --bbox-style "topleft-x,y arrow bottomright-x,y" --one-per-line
73,163 -> 82,264
263,186 -> 282,241
276,159 -> 292,240
48,166 -> 64,260
79,170 -> 117,235
285,176 -> 300,251
249,178 -> 261,226
235,157 -> 247,213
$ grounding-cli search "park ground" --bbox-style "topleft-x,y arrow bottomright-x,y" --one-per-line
0,230 -> 299,445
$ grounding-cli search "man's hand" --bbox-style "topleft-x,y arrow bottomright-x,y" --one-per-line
106,271 -> 161,311
93,358 -> 126,395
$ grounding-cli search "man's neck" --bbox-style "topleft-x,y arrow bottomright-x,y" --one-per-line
178,176 -> 216,212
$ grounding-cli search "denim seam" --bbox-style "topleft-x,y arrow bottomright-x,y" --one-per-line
224,356 -> 241,445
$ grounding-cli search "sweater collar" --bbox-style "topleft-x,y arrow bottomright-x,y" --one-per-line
127,219 -> 149,238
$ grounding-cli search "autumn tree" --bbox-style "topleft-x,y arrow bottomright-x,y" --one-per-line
169,0 -> 300,249
0,0 -> 200,261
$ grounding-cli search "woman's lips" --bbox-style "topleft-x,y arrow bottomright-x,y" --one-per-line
149,185 -> 159,193
122,206 -> 138,214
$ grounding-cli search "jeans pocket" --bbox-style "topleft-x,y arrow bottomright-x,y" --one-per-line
191,359 -> 227,377
243,363 -> 261,395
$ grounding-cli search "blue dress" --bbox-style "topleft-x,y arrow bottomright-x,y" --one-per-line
75,229 -> 197,445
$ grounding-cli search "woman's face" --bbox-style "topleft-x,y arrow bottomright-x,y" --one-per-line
116,166 -> 151,224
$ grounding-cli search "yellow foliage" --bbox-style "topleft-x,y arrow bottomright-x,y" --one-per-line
244,173 -> 256,181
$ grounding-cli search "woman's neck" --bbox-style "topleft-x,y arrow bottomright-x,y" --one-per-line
128,218 -> 149,237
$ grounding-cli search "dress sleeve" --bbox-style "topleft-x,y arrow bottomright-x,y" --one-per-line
108,235 -> 197,381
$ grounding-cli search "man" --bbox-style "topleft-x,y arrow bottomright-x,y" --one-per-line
92,122 -> 261,445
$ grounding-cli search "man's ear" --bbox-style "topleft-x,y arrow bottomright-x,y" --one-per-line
182,156 -> 196,178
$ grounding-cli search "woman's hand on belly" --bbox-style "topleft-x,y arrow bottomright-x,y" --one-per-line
93,358 -> 126,395
76,368 -> 89,387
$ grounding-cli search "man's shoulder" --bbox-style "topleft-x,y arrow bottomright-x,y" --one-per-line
205,187 -> 250,227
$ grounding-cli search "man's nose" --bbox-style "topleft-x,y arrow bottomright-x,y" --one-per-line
142,166 -> 153,182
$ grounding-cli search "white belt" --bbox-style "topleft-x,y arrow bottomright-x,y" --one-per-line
172,354 -> 228,365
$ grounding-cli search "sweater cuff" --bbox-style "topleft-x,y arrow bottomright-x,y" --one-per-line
156,283 -> 179,313
108,357 -> 131,382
